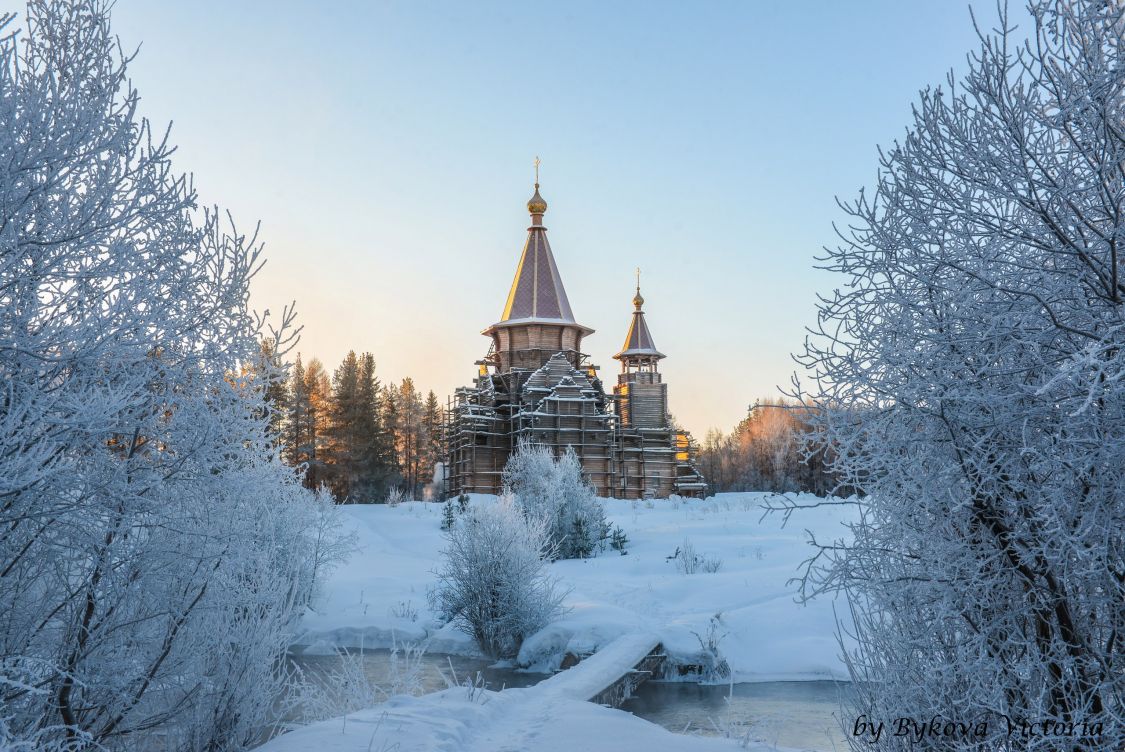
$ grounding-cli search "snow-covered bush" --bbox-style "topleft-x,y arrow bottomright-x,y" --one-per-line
502,440 -> 609,559
785,2 -> 1125,748
429,497 -> 566,658
0,2 -> 348,749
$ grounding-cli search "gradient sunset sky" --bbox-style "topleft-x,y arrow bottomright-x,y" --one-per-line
109,1 -> 1025,436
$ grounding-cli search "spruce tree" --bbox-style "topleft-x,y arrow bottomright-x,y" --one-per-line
422,389 -> 443,495
284,355 -> 309,469
380,382 -> 403,498
326,351 -> 361,500
354,353 -> 396,502
397,379 -> 425,499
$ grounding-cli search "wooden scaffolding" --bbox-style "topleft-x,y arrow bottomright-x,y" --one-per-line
442,180 -> 705,500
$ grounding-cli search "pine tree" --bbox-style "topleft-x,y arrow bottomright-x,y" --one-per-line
396,378 -> 425,499
302,358 -> 332,490
281,351 -> 414,502
284,355 -> 309,469
321,351 -> 399,503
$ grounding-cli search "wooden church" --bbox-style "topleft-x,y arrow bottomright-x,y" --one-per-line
444,180 -> 706,499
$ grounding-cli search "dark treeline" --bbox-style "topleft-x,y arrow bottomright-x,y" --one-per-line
263,346 -> 443,502
698,397 -> 840,496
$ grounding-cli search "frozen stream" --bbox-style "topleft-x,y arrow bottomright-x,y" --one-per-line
288,648 -> 548,693
624,680 -> 851,751
291,650 -> 849,751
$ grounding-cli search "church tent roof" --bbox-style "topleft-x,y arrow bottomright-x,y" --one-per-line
614,285 -> 665,360
499,227 -> 576,322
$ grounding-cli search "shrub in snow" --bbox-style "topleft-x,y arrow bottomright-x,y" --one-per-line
670,540 -> 722,574
429,497 -> 566,658
0,3 -> 349,749
385,487 -> 407,506
699,556 -> 723,574
437,662 -> 490,704
389,600 -> 419,622
502,439 -> 609,559
783,2 -> 1125,747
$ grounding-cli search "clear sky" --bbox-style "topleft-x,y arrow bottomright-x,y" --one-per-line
106,1 -> 1023,437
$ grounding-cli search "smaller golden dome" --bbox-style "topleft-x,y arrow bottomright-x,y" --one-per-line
633,291 -> 644,308
527,183 -> 548,215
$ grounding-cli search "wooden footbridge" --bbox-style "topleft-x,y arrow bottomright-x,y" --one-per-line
531,632 -> 666,707
254,633 -> 738,752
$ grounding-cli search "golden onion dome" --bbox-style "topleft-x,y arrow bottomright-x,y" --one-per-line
527,183 -> 548,215
633,290 -> 645,309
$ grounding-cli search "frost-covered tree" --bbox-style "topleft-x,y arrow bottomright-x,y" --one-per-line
503,440 -> 608,559
0,2 -> 345,749
258,339 -> 289,450
787,2 -> 1125,748
429,497 -> 566,659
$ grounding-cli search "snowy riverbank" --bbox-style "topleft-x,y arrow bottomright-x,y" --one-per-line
295,492 -> 855,682
260,492 -> 857,752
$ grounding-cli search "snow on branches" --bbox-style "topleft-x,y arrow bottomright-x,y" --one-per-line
429,497 -> 566,659
0,2 -> 347,750
788,1 -> 1125,748
503,439 -> 610,560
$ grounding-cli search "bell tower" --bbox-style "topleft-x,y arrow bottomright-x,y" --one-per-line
613,273 -> 668,428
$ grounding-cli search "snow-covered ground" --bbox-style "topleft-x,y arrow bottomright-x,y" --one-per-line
259,685 -> 762,752
297,492 -> 855,682
264,492 -> 856,752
